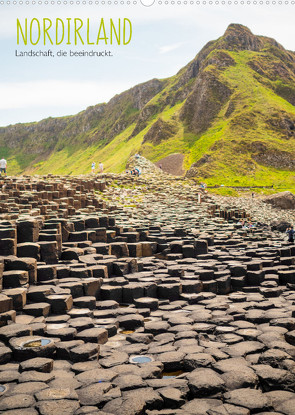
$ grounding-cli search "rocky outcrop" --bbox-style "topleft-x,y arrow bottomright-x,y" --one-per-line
185,154 -> 214,178
191,154 -> 212,168
0,79 -> 165,155
142,118 -> 178,145
271,220 -> 292,232
253,151 -> 295,170
248,141 -> 295,170
231,141 -> 295,171
1,173 -> 295,413
122,78 -> 165,111
126,155 -> 163,174
263,191 -> 295,210
219,24 -> 264,51
130,104 -> 166,139
180,72 -> 232,134
266,114 -> 295,139
2,23 -> 295,178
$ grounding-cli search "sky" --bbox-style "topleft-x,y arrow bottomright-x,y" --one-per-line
1,2 -> 295,126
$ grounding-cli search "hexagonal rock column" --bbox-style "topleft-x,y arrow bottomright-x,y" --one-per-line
39,242 -> 59,264
2,270 -> 29,288
5,257 -> 37,284
0,239 -> 16,256
17,219 -> 39,243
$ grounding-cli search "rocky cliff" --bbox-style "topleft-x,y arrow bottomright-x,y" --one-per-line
2,24 -> 295,185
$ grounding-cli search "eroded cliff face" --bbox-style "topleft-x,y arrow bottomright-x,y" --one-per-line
180,72 -> 233,135
0,78 -> 165,154
142,118 -> 178,145
183,25 -> 295,179
2,23 -> 295,180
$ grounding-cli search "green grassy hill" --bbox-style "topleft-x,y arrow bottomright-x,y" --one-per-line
2,23 -> 295,186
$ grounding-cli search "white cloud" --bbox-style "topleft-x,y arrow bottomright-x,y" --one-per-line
159,42 -> 183,54
0,80 -> 131,110
2,3 -> 295,126
0,79 -> 137,125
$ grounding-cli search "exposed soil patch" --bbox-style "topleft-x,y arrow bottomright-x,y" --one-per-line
155,153 -> 185,176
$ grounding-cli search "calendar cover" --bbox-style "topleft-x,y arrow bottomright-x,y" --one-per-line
1,0 -> 295,186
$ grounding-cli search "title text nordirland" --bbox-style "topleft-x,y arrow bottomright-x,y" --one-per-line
16,18 -> 132,46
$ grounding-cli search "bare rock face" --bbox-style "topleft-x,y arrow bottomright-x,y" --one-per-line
180,72 -> 232,135
271,220 -> 292,232
173,48 -> 235,96
126,79 -> 165,112
263,192 -> 295,210
250,142 -> 295,170
143,119 -> 178,146
220,23 -> 264,52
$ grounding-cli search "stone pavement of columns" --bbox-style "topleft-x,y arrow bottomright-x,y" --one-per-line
0,174 -> 294,414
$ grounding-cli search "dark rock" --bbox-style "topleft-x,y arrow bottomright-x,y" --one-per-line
264,191 -> 295,210
0,394 -> 36,411
224,388 -> 271,411
20,357 -> 54,373
35,399 -> 80,415
187,368 -> 225,397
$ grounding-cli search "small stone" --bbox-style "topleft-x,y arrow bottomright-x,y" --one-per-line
36,399 -> 80,415
0,394 -> 36,411
187,368 -> 225,397
20,358 -> 54,373
224,388 -> 271,411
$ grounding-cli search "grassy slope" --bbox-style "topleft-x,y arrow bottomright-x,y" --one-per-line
23,88 -> 188,175
25,124 -> 139,175
4,43 -> 295,188
187,50 -> 295,186
139,49 -> 295,187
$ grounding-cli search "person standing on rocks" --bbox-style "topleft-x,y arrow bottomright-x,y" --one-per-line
91,162 -> 96,174
99,162 -> 104,173
286,226 -> 295,243
0,157 -> 7,177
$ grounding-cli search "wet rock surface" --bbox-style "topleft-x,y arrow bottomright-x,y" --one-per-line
0,173 -> 294,414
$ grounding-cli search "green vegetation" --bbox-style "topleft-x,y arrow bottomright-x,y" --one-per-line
207,188 -> 241,197
2,24 -> 295,188
207,184 -> 295,197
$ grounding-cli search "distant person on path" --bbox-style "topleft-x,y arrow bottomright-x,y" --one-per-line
0,158 -> 7,177
135,153 -> 140,159
91,162 -> 96,174
99,162 -> 104,173
286,226 -> 295,243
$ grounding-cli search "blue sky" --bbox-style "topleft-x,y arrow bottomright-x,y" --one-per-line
1,2 -> 295,126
